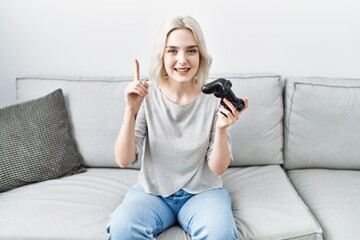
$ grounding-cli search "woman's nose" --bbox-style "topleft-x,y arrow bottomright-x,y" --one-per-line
177,52 -> 187,65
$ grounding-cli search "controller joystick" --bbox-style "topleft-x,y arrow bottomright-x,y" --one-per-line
202,78 -> 245,114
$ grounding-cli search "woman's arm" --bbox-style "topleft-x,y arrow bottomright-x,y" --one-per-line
114,59 -> 148,168
114,110 -> 138,168
208,98 -> 248,175
207,127 -> 232,176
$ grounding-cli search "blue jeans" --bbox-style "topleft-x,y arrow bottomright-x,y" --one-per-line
106,183 -> 238,240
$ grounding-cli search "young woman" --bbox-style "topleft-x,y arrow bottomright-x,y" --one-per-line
107,15 -> 248,240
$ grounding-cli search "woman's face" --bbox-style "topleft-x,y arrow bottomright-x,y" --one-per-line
163,28 -> 200,84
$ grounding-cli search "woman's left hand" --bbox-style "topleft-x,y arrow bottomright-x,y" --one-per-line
216,98 -> 249,129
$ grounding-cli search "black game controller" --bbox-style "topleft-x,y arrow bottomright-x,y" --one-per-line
202,78 -> 245,114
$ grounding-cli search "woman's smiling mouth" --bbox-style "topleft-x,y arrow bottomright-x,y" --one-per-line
175,68 -> 190,73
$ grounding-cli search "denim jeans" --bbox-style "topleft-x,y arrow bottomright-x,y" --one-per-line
106,183 -> 238,240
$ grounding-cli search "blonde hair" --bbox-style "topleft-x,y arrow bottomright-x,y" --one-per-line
149,16 -> 212,86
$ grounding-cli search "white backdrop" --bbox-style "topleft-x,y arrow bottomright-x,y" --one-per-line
1,0 -> 360,107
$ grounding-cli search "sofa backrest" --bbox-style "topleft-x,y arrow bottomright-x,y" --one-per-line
16,73 -> 284,168
208,73 -> 284,166
16,76 -> 136,168
284,76 -> 360,170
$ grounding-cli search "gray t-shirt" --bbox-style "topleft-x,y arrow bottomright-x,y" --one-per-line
135,83 -> 231,197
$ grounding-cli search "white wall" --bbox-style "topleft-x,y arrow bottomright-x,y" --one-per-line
1,0 -> 360,107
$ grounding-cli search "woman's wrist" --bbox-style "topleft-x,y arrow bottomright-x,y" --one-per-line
125,107 -> 138,118
123,109 -> 138,124
216,125 -> 229,132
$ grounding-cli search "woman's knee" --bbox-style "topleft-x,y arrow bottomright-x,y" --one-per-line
106,204 -> 143,239
179,189 -> 238,240
106,185 -> 175,239
192,208 -> 238,240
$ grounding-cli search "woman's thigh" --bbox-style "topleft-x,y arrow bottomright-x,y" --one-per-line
106,183 -> 176,239
177,187 -> 238,240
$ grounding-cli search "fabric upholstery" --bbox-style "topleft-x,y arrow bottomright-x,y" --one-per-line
208,73 -> 284,166
0,89 -> 85,192
0,166 -> 323,240
158,226 -> 191,239
288,169 -> 360,240
223,166 -> 322,239
16,74 -> 284,168
0,168 -> 138,240
16,76 -> 138,168
284,77 -> 360,170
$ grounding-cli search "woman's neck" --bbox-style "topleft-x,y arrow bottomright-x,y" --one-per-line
159,80 -> 202,105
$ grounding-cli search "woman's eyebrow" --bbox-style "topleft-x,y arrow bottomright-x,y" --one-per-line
165,45 -> 199,49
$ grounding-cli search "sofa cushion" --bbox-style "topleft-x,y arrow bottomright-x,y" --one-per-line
288,169 -> 360,240
17,74 -> 284,168
208,73 -> 284,166
157,226 -> 191,239
0,168 -> 138,240
0,89 -> 85,193
284,77 -> 360,170
16,76 -> 140,168
224,165 -> 322,239
0,166 -> 323,240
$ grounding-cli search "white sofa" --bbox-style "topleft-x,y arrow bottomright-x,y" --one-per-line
0,73 -> 359,239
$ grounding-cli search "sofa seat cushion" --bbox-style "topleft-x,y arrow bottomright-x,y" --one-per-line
128,166 -> 324,240
0,168 -> 138,240
157,226 -> 191,239
288,169 -> 360,240
145,166 -> 325,240
224,165 -> 322,240
0,166 -> 322,240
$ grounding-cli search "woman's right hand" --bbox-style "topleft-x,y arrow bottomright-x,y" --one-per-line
124,59 -> 149,115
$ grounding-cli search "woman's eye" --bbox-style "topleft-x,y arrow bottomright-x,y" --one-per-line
188,49 -> 198,54
167,49 -> 177,54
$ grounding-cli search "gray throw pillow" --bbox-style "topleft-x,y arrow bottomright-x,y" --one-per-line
0,89 -> 86,192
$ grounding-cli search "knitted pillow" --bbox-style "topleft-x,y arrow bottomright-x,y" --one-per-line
0,89 -> 85,192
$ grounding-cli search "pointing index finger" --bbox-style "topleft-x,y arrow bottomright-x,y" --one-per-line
134,59 -> 140,82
